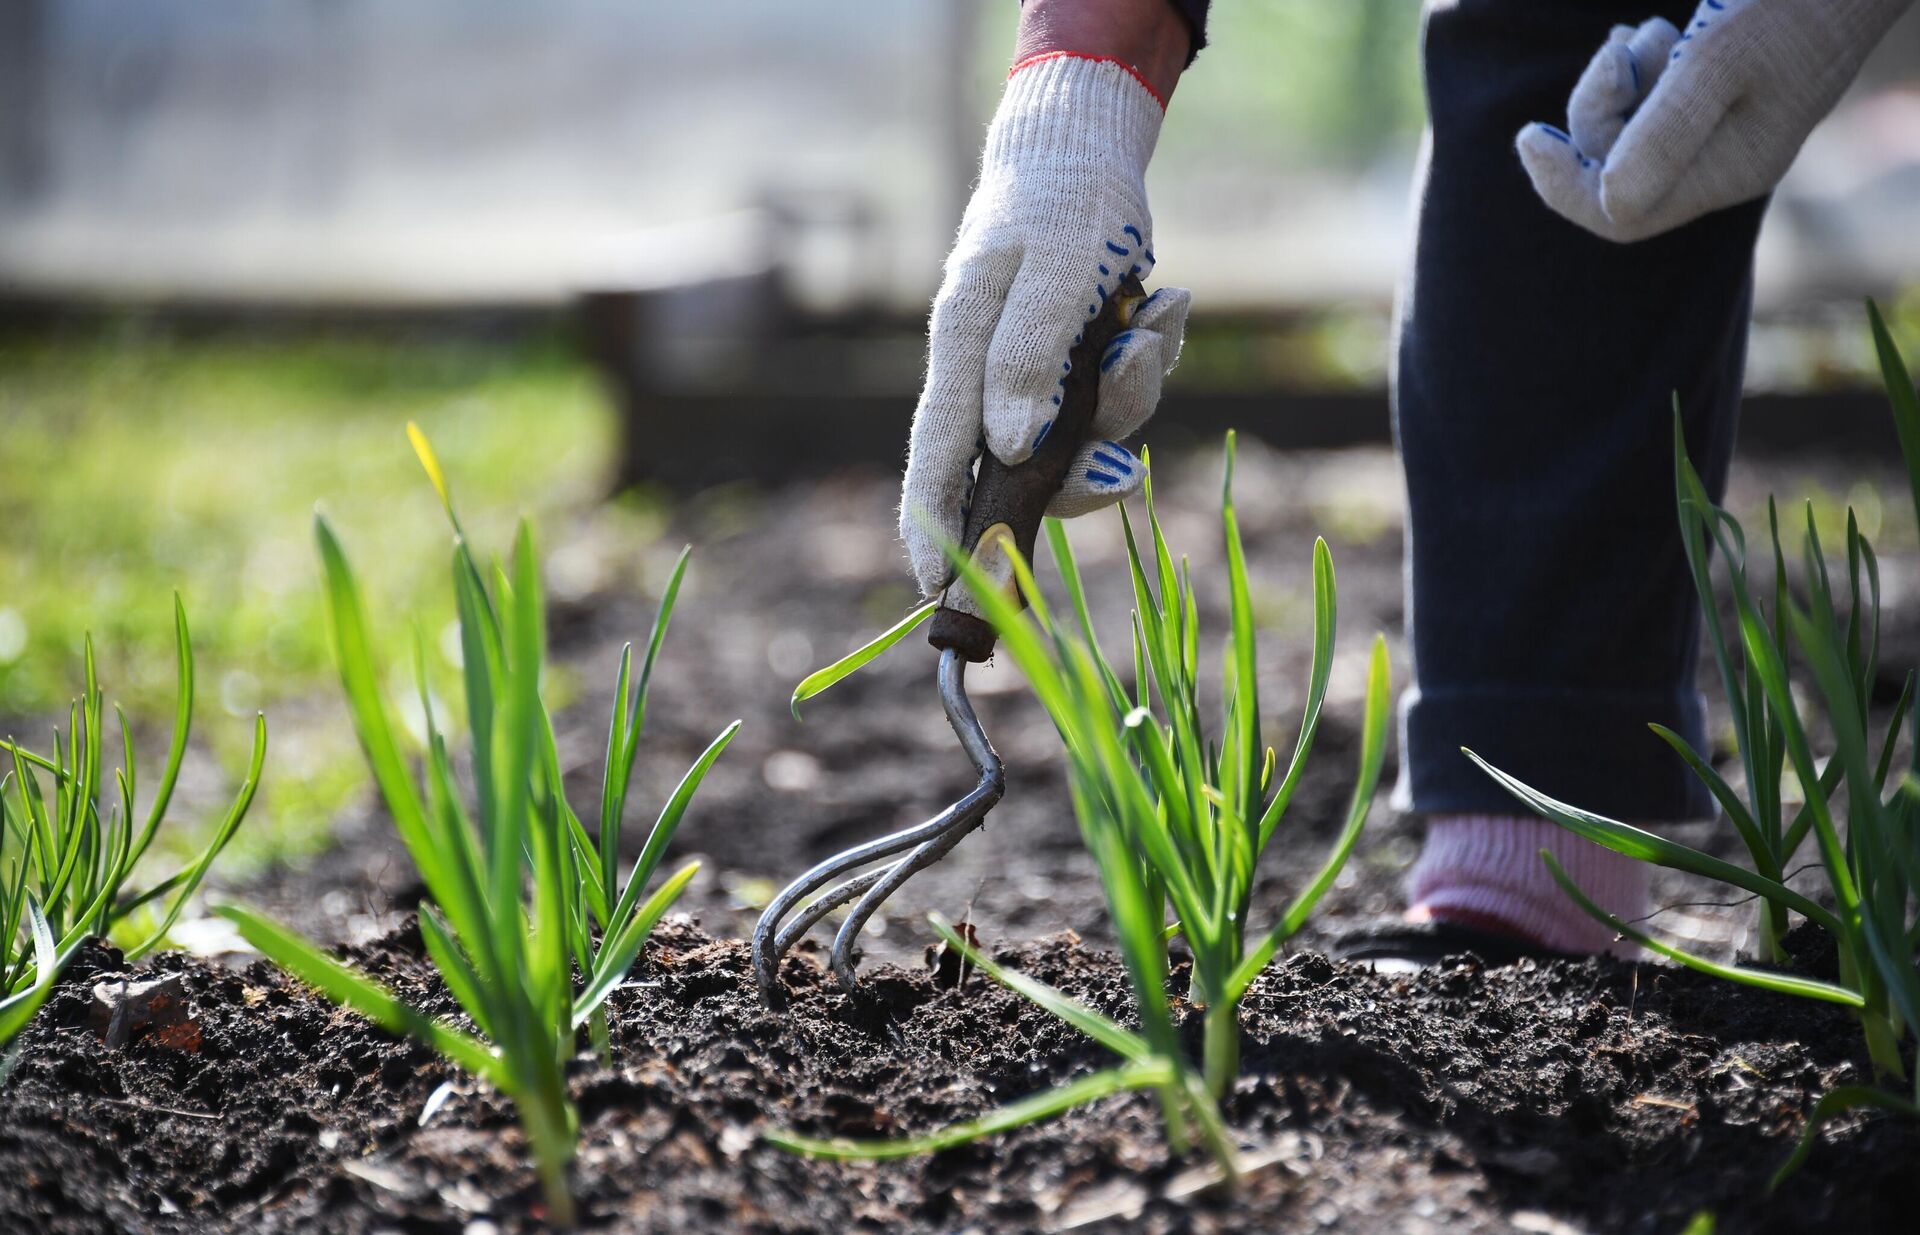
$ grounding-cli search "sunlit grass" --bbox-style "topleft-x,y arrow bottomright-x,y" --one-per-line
0,328 -> 612,715
0,325 -> 618,865
2,601 -> 265,1049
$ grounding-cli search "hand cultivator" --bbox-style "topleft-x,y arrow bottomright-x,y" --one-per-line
752,274 -> 1151,1004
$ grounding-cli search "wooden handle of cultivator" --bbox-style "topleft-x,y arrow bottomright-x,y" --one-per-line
929,273 -> 1149,663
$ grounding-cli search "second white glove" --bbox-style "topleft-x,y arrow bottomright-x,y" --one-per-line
1516,0 -> 1912,244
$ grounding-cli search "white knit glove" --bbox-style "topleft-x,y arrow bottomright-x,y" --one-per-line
1516,0 -> 1912,244
900,52 -> 1192,597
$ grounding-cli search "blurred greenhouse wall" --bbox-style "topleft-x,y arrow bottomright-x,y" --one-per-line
5,1 -> 1919,315
0,0 -> 977,311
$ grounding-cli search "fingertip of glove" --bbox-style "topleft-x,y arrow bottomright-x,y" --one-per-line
1518,121 -> 1571,151
1515,123 -> 1572,174
900,522 -> 958,599
1628,17 -> 1682,78
1046,440 -> 1147,518
982,399 -> 1046,467
1079,439 -> 1143,491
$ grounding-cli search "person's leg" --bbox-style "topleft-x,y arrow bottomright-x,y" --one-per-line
1390,0 -> 1767,950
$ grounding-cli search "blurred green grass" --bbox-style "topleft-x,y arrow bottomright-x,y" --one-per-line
0,323 -> 616,866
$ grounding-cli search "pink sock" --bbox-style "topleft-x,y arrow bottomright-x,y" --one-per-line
1405,814 -> 1649,957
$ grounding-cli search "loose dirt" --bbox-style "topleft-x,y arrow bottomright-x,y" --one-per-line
2,918 -> 1913,1233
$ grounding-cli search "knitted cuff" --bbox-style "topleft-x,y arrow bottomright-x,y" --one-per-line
1406,814 -> 1650,957
997,53 -> 1167,173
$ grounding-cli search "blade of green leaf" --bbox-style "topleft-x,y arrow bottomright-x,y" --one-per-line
1770,1083 -> 1920,1191
1541,852 -> 1862,1007
1045,518 -> 1128,712
1257,538 -> 1336,849
597,643 -> 636,891
454,546 -> 503,838
603,546 -> 693,887
928,913 -> 1155,1065
765,1060 -> 1175,1159
218,904 -> 502,1083
1866,300 -> 1920,529
574,859 -> 699,1028
1465,749 -> 1845,939
489,522 -> 547,993
417,903 -> 498,1041
1220,431 -> 1260,827
1229,633 -> 1389,1001
126,712 -> 267,960
121,600 -> 196,877
790,601 -> 937,721
605,721 -> 739,940
24,892 -> 54,990
0,906 -> 60,1042
315,516 -> 437,884
1647,723 -> 1771,872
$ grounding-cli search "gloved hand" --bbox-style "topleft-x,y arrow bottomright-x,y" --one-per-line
899,51 -> 1192,598
1516,0 -> 1912,244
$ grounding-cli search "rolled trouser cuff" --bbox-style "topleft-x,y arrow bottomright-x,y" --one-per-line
1391,685 -> 1715,824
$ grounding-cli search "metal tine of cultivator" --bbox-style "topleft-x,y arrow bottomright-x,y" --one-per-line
752,649 -> 1003,1003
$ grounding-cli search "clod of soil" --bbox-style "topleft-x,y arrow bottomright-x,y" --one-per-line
2,920 -> 1913,1233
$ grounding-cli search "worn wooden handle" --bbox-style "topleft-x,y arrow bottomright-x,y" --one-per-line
928,274 -> 1148,662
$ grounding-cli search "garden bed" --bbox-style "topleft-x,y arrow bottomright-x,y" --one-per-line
3,919 -> 1915,1233
3,442 -> 1916,1233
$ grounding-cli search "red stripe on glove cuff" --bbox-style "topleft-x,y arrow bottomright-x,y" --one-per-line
1009,50 -> 1168,111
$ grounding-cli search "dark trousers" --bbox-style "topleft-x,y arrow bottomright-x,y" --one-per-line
1392,0 -> 1767,822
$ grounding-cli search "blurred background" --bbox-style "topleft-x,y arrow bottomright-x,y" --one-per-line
2,2 -> 1916,957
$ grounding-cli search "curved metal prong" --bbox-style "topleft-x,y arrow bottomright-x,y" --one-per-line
828,790 -> 996,990
751,649 -> 1003,1004
774,868 -> 888,955
751,787 -> 982,1001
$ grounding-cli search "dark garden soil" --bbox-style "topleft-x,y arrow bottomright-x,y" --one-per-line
4,443 -> 1917,1233
3,920 -> 1916,1234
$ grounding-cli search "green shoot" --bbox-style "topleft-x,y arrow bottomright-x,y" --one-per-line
776,433 -> 1391,1166
1767,1084 -> 1920,1191
767,1060 -> 1178,1159
1471,301 -> 1920,1184
1,598 -> 265,1048
220,427 -> 735,1224
1679,1212 -> 1718,1235
1538,851 -> 1861,1008
0,896 -> 59,1066
789,600 -> 937,720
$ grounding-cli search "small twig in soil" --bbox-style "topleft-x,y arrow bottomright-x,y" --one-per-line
1710,1056 -> 1768,1089
99,1097 -> 220,1122
362,853 -> 397,923
1626,862 -> 1826,925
